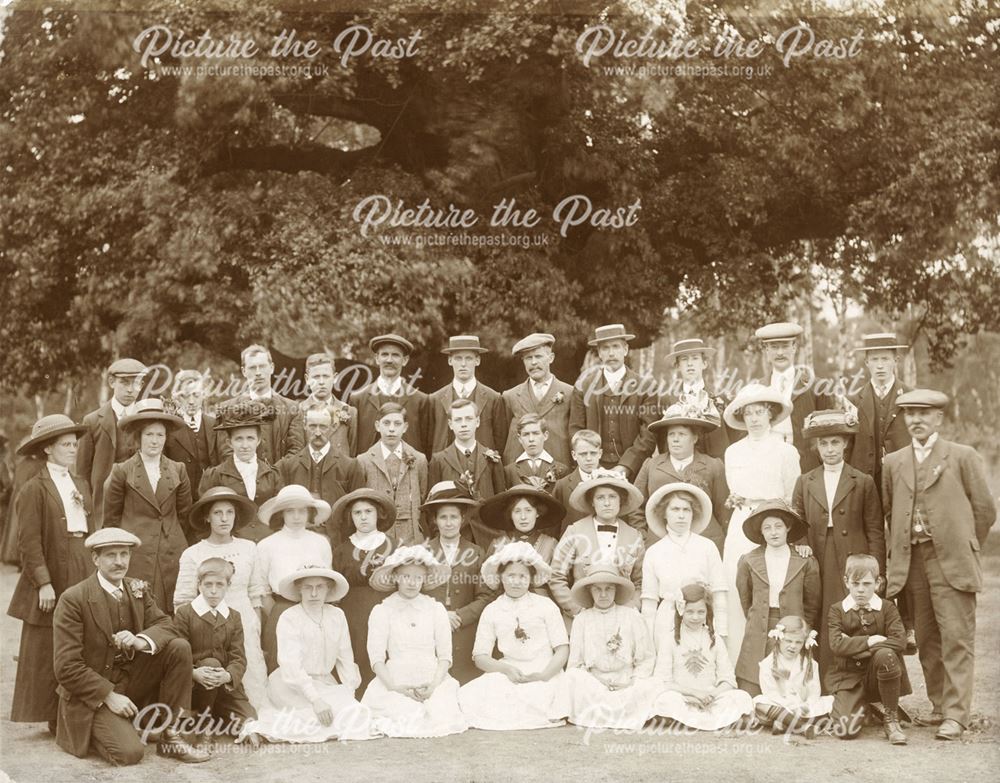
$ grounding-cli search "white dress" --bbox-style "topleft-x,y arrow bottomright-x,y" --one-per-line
752,653 -> 833,717
173,537 -> 269,709
361,592 -> 468,738
563,604 -> 660,730
722,431 -> 800,662
651,624 -> 753,730
458,592 -> 570,730
241,605 -> 375,743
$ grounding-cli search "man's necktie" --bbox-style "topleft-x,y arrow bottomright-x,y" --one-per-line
113,588 -> 124,602
387,451 -> 402,477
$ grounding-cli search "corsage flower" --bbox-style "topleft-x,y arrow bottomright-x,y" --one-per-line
128,579 -> 148,599
514,617 -> 529,642
484,448 -> 501,464
606,628 -> 623,654
553,391 -> 565,405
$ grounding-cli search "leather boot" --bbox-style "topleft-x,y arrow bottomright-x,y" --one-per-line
884,709 -> 907,745
157,728 -> 212,763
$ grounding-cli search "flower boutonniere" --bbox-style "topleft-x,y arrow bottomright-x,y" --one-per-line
553,391 -> 565,405
127,578 -> 148,599
70,488 -> 86,510
484,448 -> 501,464
606,627 -> 623,655
930,464 -> 944,482
458,470 -> 476,498
514,617 -> 529,643
334,406 -> 352,424
543,469 -> 557,485
710,394 -> 726,413
402,452 -> 416,469
525,475 -> 547,491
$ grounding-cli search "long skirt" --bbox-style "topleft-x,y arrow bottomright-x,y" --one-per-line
225,595 -> 269,710
652,688 -> 753,731
816,528 -> 848,691
563,668 -> 662,730
10,623 -> 57,722
722,505 -> 756,664
361,656 -> 467,738
753,692 -> 833,719
458,654 -> 569,731
340,584 -> 383,691
242,671 -> 375,743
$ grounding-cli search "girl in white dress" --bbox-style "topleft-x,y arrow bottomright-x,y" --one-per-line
752,615 -> 833,737
459,541 -> 570,730
640,482 -> 727,649
173,486 -> 269,709
240,566 -> 375,743
651,582 -> 753,731
721,384 -> 800,661
564,562 -> 658,730
362,545 -> 468,737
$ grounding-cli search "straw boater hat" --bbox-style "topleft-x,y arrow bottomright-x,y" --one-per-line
85,527 -> 142,550
480,541 -> 553,590
854,333 -> 909,353
666,337 -> 716,361
258,484 -> 332,530
277,565 -> 349,603
368,333 -> 414,354
188,486 -> 258,533
118,398 -> 184,435
895,389 -> 949,409
588,323 -> 636,347
723,383 -> 792,430
802,410 -> 859,440
755,322 -> 803,343
742,499 -> 809,546
647,401 -> 722,435
570,562 -> 635,609
329,488 -> 397,537
644,482 -> 714,539
478,484 -> 566,532
511,333 -> 555,356
442,335 -> 488,354
16,414 -> 88,457
420,481 -> 478,525
369,545 -> 450,592
568,469 -> 644,516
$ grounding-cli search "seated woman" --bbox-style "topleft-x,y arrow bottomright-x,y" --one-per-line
650,582 -> 752,731
564,563 -> 658,731
458,541 -> 570,730
240,565 -> 375,743
362,545 -> 468,738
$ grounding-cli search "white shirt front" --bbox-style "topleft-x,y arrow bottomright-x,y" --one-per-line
578,468 -> 594,482
191,594 -> 231,619
110,398 -> 131,420
517,450 -> 554,471
872,377 -> 896,399
46,462 -> 89,533
681,378 -> 706,396
603,365 -> 627,393
530,375 -> 553,400
452,380 -> 476,399
233,455 -> 259,500
376,375 -> 403,396
380,442 -> 404,462
593,519 -> 620,561
184,410 -> 203,432
140,455 -> 161,492
350,530 -> 387,551
310,442 -> 331,463
913,432 -> 939,464
439,540 -> 460,566
769,367 -> 796,441
764,545 -> 791,608
670,454 -> 694,473
823,461 -> 845,528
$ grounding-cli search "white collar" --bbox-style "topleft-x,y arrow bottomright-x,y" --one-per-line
376,375 -> 403,395
578,468 -> 594,481
380,442 -> 404,460
47,461 -> 72,478
454,440 -> 477,454
233,455 -> 258,472
603,365 -> 627,385
350,530 -> 387,551
97,571 -> 125,595
110,398 -> 130,419
872,377 -> 896,394
681,378 -> 706,394
842,594 -> 882,611
823,460 -> 845,474
191,594 -> 230,618
665,530 -> 691,547
594,518 -> 619,530
248,389 -> 273,401
517,450 -> 553,464
913,432 -> 939,452
764,544 -> 791,558
771,366 -> 796,382
310,442 -> 331,460
452,379 -> 476,397
184,410 -> 203,427
140,453 -> 161,467
531,374 -> 553,390
670,453 -> 694,468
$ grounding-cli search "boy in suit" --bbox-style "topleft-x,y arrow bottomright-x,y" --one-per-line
503,413 -> 570,492
827,554 -> 910,744
552,429 -> 603,534
661,337 -> 732,459
298,353 -> 358,457
172,558 -> 258,746
430,335 -> 508,453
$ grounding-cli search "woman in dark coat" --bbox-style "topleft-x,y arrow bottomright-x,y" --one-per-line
329,488 -> 396,690
103,399 -> 191,612
7,415 -> 95,728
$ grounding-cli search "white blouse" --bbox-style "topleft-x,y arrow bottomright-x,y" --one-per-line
367,592 -> 453,667
256,528 -> 333,594
724,431 -> 800,504
276,604 -> 360,701
473,592 -> 568,664
173,537 -> 266,609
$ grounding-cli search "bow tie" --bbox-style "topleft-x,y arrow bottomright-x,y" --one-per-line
853,604 -> 871,612
596,524 -> 618,533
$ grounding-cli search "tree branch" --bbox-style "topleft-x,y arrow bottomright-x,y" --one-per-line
201,143 -> 375,177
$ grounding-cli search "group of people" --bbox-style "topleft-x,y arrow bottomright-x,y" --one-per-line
4,323 -> 995,766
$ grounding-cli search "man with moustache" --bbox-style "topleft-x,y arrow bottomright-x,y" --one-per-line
755,322 -> 829,471
77,358 -> 148,526
429,335 -> 508,454
882,390 -> 996,741
297,352 -> 357,457
569,324 -> 658,479
502,333 -> 574,468
349,334 -> 431,457
164,371 -> 222,513
217,345 -> 302,465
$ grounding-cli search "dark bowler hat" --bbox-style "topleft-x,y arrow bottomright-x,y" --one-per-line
511,333 -> 555,356
369,334 -> 414,354
588,323 -> 636,347
742,500 -> 808,546
854,333 -> 909,353
666,337 -> 716,361
107,358 -> 148,378
895,389 -> 949,409
16,415 -> 88,457
441,335 -> 488,354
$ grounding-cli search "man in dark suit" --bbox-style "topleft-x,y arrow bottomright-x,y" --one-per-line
164,371 -> 222,515
275,406 -> 365,537
430,335 -> 508,453
217,344 -> 302,465
882,389 -> 996,740
77,358 -> 147,527
501,333 -> 574,467
52,528 -> 208,765
569,324 -> 659,479
348,334 -> 431,457
755,322 -> 829,471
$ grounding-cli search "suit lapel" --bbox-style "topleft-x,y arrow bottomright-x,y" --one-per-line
101,404 -> 117,447
900,447 -> 916,491
534,378 -> 563,417
783,552 -> 807,588
123,579 -> 143,624
173,426 -> 197,459
745,548 -> 768,582
805,470 -> 828,512
921,440 -> 948,490
443,445 -> 464,476
39,472 -> 63,509
126,457 -> 160,510
653,457 -> 683,484
154,457 -> 174,508
831,468 -> 856,510
86,575 -> 114,642
367,445 -> 391,482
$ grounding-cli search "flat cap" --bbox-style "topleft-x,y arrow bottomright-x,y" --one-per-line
107,358 -> 147,377
755,322 -> 803,342
85,527 -> 142,550
511,333 -> 555,356
895,389 -> 949,409
368,334 -> 414,354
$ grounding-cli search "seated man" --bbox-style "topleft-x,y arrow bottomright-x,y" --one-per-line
52,528 -> 209,765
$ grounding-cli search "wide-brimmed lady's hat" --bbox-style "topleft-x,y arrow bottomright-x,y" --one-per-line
420,481 -> 478,526
645,482 -> 713,539
648,402 -> 722,435
723,383 -> 792,430
329,488 -> 397,537
479,484 -> 566,532
16,414 -> 88,457
854,333 -> 908,353
587,323 -> 636,346
369,545 -> 450,592
802,410 -> 859,440
570,562 -> 635,609
568,469 -> 644,515
118,398 -> 184,435
212,401 -> 274,431
480,541 -> 553,589
742,499 -> 808,546
277,565 -> 349,603
258,484 -> 332,530
189,486 -> 258,532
